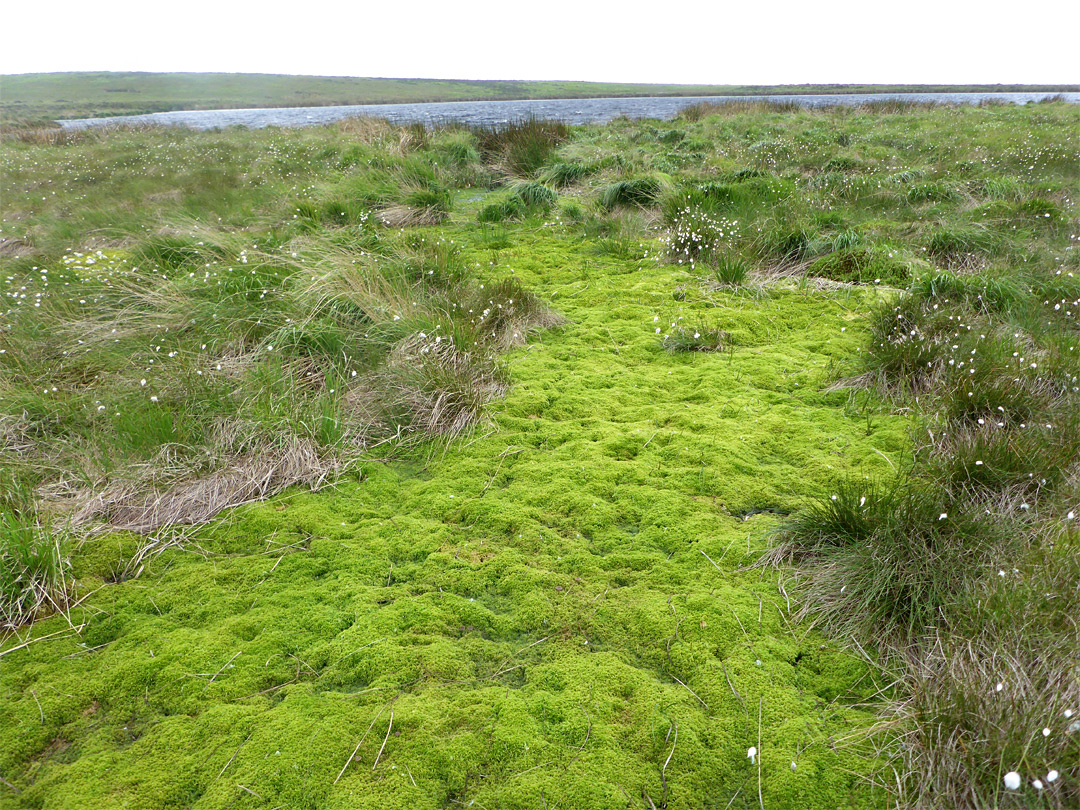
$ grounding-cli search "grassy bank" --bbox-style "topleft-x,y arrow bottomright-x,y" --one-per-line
1,101 -> 1077,808
3,71 -> 1078,123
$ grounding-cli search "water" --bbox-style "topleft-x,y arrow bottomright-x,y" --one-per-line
57,92 -> 1080,131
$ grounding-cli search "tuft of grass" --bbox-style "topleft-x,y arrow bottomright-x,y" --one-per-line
925,417 -> 1080,504
558,199 -> 585,222
713,254 -> 750,285
599,177 -> 666,210
905,270 -> 1025,314
477,197 -> 525,223
890,544 -> 1080,810
375,203 -> 448,228
509,181 -> 558,210
979,176 -> 1024,201
540,161 -> 592,187
926,226 -> 1000,267
822,155 -> 863,172
662,324 -> 729,353
374,333 -> 510,437
768,478 -> 1014,655
468,277 -> 567,348
473,117 -> 570,177
756,222 -> 820,264
907,181 -> 961,204
0,509 -> 70,631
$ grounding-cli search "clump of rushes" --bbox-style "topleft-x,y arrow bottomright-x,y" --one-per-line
509,181 -> 558,210
768,478 -> 1014,656
892,544 -> 1080,810
662,324 -> 729,353
0,508 -> 70,631
472,117 -> 570,177
599,176 -> 666,210
540,161 -> 592,187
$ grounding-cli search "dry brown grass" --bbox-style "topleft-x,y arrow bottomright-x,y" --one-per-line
70,436 -> 338,534
0,237 -> 34,258
0,415 -> 35,458
334,115 -> 397,141
3,126 -> 86,146
373,205 -> 448,228
1,122 -> 166,145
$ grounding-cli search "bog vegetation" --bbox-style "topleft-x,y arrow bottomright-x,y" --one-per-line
0,100 -> 1077,809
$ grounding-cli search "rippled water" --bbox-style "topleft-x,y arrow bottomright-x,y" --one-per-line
58,92 -> 1080,131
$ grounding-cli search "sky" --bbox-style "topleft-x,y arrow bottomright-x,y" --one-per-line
2,0 -> 1077,84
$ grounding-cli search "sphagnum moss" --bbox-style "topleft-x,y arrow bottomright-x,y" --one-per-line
1,234 -> 902,809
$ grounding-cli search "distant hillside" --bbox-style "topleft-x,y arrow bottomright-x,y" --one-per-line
3,72 -> 1077,122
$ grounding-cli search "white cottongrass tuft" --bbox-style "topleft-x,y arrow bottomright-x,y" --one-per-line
1003,771 -> 1021,790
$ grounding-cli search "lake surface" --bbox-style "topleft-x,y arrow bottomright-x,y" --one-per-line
58,92 -> 1080,131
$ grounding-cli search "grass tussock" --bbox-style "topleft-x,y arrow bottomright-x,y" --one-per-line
374,203 -> 448,228
889,545 -> 1080,809
662,324 -> 729,352
808,245 -> 911,285
0,509 -> 71,631
472,117 -> 570,177
599,176 -> 667,210
767,478 -> 1014,656
371,334 -> 510,437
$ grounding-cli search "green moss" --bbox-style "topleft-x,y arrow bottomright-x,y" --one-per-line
0,225 -> 906,809
808,245 -> 915,285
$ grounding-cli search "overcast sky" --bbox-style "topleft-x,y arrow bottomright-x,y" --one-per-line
2,0 -> 1077,84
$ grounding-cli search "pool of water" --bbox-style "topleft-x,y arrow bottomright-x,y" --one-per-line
58,92 -> 1080,131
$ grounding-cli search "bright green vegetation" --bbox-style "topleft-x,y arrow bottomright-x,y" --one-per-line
1,101 -> 1078,808
3,71 -> 1079,123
